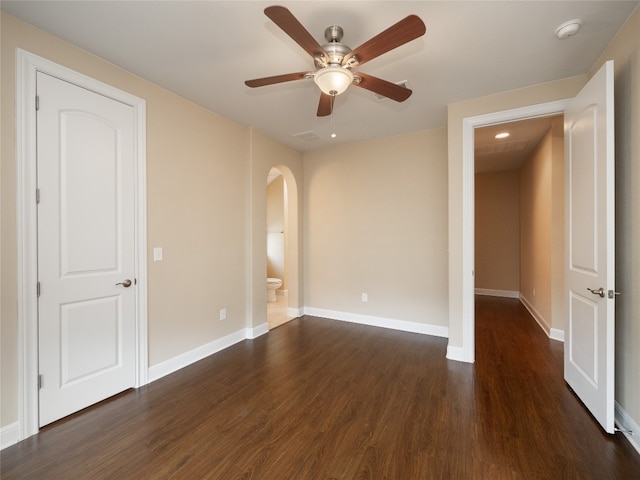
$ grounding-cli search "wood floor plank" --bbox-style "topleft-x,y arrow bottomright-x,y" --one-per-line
2,297 -> 640,479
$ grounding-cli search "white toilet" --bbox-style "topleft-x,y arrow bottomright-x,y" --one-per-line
267,278 -> 282,302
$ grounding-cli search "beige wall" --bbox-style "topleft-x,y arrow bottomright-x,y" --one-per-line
550,118 -> 566,333
303,129 -> 449,327
475,170 -> 520,293
590,5 -> 640,430
0,13 -> 303,430
519,130 -> 554,327
144,84 -> 249,365
267,176 -> 285,233
447,76 -> 586,351
266,175 -> 285,286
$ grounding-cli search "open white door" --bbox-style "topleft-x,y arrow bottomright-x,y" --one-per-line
564,60 -> 615,433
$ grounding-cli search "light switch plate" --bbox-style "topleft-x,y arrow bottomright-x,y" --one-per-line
153,247 -> 163,262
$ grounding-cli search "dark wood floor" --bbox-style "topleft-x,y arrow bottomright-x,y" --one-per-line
3,296 -> 640,479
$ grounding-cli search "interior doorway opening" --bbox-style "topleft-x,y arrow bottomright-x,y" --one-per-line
458,100 -> 570,363
474,115 -> 565,342
266,166 -> 296,329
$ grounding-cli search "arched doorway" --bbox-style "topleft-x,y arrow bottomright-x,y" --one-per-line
266,166 -> 297,329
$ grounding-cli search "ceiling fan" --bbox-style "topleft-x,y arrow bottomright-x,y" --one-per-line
245,6 -> 426,117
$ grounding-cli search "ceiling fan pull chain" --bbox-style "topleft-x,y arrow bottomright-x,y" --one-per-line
330,96 -> 337,138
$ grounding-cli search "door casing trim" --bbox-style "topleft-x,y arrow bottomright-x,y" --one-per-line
16,49 -> 148,440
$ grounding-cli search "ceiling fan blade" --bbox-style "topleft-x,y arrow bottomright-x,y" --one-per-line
317,93 -> 333,117
264,6 -> 328,62
354,72 -> 413,102
245,72 -> 310,88
343,15 -> 426,67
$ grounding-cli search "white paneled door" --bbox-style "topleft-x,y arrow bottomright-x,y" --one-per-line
37,72 -> 137,427
564,61 -> 615,434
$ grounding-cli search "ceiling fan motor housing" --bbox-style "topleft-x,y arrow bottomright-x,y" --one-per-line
318,25 -> 352,67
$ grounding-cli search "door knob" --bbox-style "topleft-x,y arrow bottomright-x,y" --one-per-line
116,279 -> 132,288
587,287 -> 605,298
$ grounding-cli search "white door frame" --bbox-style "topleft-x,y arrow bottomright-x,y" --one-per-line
16,49 -> 148,440
458,99 -> 570,362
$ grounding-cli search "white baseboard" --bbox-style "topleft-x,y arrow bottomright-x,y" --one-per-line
616,401 -> 640,455
148,329 -> 246,383
446,345 -> 472,363
287,307 -> 303,318
549,328 -> 565,342
519,295 -> 551,336
303,307 -> 448,338
475,288 -> 519,298
246,322 -> 268,339
148,321 -> 273,383
519,295 -> 565,342
0,422 -> 20,450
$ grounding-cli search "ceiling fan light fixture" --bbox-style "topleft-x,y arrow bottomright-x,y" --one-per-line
314,66 -> 354,96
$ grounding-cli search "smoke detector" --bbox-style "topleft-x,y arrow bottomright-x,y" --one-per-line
555,19 -> 582,39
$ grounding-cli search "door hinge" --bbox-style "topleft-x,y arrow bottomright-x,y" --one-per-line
36,95 -> 40,111
38,374 -> 43,389
36,188 -> 40,204
37,282 -> 41,297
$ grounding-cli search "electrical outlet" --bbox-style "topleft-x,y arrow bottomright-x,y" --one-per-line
219,308 -> 227,321
362,293 -> 368,302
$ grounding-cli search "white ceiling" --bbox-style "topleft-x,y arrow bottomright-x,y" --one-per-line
2,1 -> 637,155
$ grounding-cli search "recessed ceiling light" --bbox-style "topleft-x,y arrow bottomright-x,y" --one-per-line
495,132 -> 510,139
